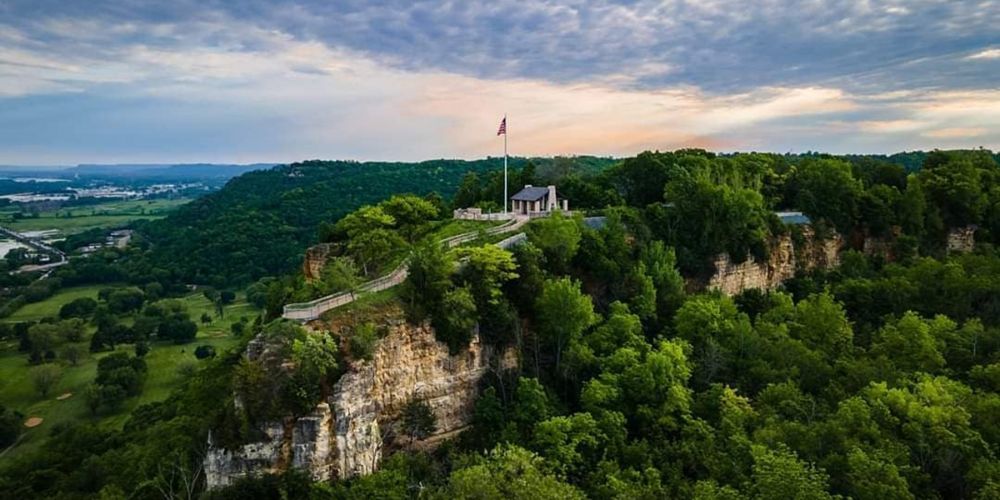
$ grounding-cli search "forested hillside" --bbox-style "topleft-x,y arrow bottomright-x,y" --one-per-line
134,157 -> 616,285
5,149 -> 998,499
130,150 -> 979,288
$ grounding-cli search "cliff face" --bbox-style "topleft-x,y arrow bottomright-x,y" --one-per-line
204,321 -> 516,489
708,227 -> 841,295
303,243 -> 335,281
947,226 -> 977,253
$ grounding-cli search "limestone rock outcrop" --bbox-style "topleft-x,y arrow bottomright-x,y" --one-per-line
203,321 -> 515,489
947,226 -> 977,253
708,227 -> 841,295
303,243 -> 335,281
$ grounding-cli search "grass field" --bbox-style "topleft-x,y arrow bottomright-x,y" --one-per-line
0,289 -> 260,460
0,197 -> 192,236
2,285 -> 108,323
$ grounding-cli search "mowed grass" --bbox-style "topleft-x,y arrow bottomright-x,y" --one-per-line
423,218 -> 502,242
0,289 -> 260,460
2,285 -> 108,323
0,197 -> 192,236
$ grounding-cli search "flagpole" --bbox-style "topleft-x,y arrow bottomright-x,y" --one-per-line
503,114 -> 508,214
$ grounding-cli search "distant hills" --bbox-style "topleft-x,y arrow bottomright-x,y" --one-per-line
68,163 -> 277,180
0,163 -> 277,182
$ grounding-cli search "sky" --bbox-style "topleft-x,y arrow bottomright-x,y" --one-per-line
0,0 -> 998,165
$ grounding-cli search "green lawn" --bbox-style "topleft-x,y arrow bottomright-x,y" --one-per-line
0,197 -> 192,236
423,218 -> 502,242
0,290 -> 259,460
3,285 -> 109,323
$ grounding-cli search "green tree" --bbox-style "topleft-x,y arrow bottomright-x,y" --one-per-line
61,344 -> 84,366
83,384 -> 102,415
458,245 -> 519,307
27,323 -> 59,361
453,171 -> 482,209
194,345 -> 217,359
664,176 -> 772,271
790,292 -> 853,360
59,297 -> 97,319
0,405 -> 21,448
527,212 -> 582,273
437,444 -> 586,500
844,447 -> 914,500
531,412 -> 609,481
31,364 -> 62,398
319,256 -> 362,299
643,240 -> 686,320
400,242 -> 454,322
290,332 -> 339,384
511,378 -> 554,437
349,322 -> 379,361
919,153 -> 988,228
336,205 -> 404,275
432,287 -> 477,354
793,158 -> 863,235
381,194 -> 440,242
159,315 -> 198,344
750,444 -> 834,500
400,399 -> 437,444
106,288 -> 146,314
870,312 -> 946,374
536,277 -> 596,372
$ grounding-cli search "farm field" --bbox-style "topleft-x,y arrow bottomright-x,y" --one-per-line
0,197 -> 192,236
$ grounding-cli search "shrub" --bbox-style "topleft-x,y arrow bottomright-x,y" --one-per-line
0,405 -> 23,447
59,297 -> 98,319
194,345 -> 217,359
350,322 -> 380,361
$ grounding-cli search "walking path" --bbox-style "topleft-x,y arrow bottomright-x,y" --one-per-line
282,216 -> 529,322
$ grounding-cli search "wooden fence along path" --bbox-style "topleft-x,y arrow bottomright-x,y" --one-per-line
282,217 -> 529,321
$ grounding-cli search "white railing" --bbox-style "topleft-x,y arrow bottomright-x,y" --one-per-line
496,233 -> 528,249
282,216 -> 528,321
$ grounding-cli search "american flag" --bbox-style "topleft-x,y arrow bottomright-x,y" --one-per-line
497,117 -> 506,136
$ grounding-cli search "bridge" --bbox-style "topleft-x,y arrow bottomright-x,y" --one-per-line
282,216 -> 529,322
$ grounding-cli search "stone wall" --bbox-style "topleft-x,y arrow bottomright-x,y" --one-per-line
708,227 -> 841,295
204,321 -> 516,489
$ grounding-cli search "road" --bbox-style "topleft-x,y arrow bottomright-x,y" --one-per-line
0,225 -> 69,275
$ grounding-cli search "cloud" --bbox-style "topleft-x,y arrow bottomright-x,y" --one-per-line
5,0 -> 1000,94
923,128 -> 988,138
966,48 -> 1000,60
0,4 -> 997,164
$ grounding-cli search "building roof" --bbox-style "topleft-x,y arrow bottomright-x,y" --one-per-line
776,211 -> 810,225
511,186 -> 550,201
583,216 -> 607,230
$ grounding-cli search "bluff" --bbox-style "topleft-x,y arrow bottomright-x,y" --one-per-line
707,224 -> 980,295
707,226 -> 841,295
204,314 -> 516,489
